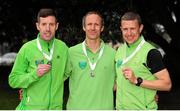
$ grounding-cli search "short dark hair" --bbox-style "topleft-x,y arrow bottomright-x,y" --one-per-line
82,11 -> 104,28
121,11 -> 142,25
37,8 -> 57,22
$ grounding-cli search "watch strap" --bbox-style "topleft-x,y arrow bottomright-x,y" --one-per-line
136,77 -> 143,86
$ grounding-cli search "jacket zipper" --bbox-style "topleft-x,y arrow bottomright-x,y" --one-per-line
47,43 -> 52,109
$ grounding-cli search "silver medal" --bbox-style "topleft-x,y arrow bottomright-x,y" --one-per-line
82,41 -> 104,78
90,71 -> 94,77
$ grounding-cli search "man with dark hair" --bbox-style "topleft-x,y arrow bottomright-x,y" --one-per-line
115,11 -> 172,110
64,11 -> 116,110
9,8 -> 68,110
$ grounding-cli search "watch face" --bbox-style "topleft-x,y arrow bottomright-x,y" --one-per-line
136,77 -> 143,86
138,77 -> 143,82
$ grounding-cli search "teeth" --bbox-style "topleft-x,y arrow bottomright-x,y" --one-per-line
45,33 -> 50,36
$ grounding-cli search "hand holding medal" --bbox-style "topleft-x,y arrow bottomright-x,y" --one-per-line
122,67 -> 137,84
37,63 -> 51,77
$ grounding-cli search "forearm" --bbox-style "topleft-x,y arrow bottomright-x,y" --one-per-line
9,70 -> 39,88
140,79 -> 171,91
124,68 -> 172,91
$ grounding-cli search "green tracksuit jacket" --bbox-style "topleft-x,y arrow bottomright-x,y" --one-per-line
9,35 -> 68,110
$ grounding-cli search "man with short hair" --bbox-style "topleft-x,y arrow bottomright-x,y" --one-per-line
115,11 -> 172,110
9,8 -> 68,110
64,11 -> 116,110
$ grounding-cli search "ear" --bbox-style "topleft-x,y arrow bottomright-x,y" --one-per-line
56,22 -> 59,30
139,24 -> 144,33
83,26 -> 86,31
101,26 -> 104,32
36,22 -> 40,31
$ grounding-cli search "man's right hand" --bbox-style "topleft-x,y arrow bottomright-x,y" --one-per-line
36,64 -> 51,77
19,89 -> 23,100
155,94 -> 159,103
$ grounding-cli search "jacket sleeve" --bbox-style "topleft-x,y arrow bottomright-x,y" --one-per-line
8,46 -> 40,88
63,49 -> 72,81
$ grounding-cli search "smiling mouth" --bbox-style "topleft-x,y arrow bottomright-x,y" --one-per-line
44,33 -> 51,36
89,32 -> 97,35
126,36 -> 133,40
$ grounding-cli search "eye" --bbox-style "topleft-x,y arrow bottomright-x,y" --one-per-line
87,23 -> 92,26
122,28 -> 128,32
41,23 -> 46,26
94,23 -> 100,26
50,23 -> 55,27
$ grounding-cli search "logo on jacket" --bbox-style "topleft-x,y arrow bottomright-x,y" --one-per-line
79,61 -> 87,69
35,59 -> 44,66
116,59 -> 123,68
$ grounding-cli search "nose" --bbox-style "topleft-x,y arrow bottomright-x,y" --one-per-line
126,29 -> 133,36
90,25 -> 95,30
46,24 -> 50,31
127,29 -> 131,35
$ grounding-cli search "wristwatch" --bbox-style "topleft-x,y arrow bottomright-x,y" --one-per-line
136,77 -> 143,86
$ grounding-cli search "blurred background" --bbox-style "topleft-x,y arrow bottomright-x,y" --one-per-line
0,0 -> 180,109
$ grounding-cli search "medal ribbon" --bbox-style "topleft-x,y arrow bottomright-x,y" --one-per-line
82,41 -> 104,72
122,38 -> 145,65
37,37 -> 54,61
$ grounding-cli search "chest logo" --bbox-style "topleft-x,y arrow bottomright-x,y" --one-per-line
79,61 -> 87,69
116,59 -> 123,68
